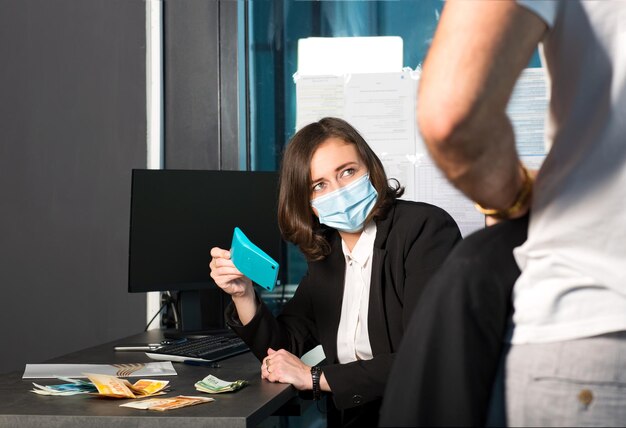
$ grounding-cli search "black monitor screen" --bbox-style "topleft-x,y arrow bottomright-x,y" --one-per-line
128,169 -> 283,293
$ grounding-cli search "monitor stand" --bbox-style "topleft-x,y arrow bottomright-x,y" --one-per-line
174,287 -> 231,333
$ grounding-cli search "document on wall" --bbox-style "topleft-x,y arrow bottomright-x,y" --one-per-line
378,153 -> 418,205
414,157 -> 485,237
294,74 -> 345,130
22,361 -> 177,379
344,70 -> 419,156
297,36 -> 403,76
293,61 -> 549,238
508,67 -> 550,169
295,69 -> 418,153
295,36 -> 405,131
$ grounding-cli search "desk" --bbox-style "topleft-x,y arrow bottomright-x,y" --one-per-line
0,331 -> 299,428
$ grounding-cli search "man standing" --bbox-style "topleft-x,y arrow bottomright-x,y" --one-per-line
380,1 -> 626,426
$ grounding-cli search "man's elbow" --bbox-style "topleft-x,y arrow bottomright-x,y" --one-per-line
417,95 -> 489,185
418,102 -> 469,159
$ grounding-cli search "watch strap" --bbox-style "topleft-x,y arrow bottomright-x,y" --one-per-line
310,366 -> 322,400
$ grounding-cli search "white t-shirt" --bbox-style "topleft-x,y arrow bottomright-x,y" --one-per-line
336,222 -> 376,363
511,1 -> 626,344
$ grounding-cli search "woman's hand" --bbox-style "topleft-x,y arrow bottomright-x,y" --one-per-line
209,247 -> 253,298
261,348 -> 312,391
210,247 -> 258,325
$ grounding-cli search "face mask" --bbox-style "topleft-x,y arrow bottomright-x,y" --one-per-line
311,173 -> 378,233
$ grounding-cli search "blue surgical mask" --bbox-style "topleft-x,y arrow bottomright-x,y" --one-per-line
311,173 -> 378,233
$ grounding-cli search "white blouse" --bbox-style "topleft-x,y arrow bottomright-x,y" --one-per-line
336,222 -> 376,363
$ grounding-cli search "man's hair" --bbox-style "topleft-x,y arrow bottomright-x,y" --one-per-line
278,117 -> 404,261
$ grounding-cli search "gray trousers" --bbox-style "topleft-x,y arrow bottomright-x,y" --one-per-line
500,331 -> 626,427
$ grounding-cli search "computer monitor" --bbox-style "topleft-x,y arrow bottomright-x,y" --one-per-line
128,169 -> 284,331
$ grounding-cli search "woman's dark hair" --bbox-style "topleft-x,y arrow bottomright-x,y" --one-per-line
278,117 -> 404,261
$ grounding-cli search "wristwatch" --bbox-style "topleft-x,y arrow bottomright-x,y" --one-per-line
310,366 -> 322,400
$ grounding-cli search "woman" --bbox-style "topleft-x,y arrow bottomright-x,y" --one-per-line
209,117 -> 461,426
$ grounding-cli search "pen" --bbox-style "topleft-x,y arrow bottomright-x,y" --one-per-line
113,338 -> 188,352
183,360 -> 221,368
114,344 -> 162,351
162,338 -> 188,345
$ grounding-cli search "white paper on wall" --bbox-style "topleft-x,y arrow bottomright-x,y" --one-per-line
294,74 -> 345,130
295,69 -> 419,206
344,70 -> 418,156
378,153 -> 418,204
297,36 -> 403,76
508,67 -> 550,169
414,156 -> 486,237
294,40 -> 549,238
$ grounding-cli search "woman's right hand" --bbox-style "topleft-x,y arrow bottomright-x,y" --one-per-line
209,247 -> 253,299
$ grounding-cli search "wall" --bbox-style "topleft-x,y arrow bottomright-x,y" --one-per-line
0,0 -> 147,373
163,0 -> 241,171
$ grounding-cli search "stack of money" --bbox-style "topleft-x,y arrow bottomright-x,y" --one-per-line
86,373 -> 169,399
120,395 -> 214,411
31,378 -> 97,396
30,374 -> 170,399
194,375 -> 248,394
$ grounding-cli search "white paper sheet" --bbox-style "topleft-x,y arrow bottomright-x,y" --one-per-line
294,74 -> 345,131
508,67 -> 549,168
297,36 -> 403,75
414,157 -> 485,237
345,70 -> 418,156
295,69 -> 419,155
22,361 -> 177,379
378,153 -> 418,202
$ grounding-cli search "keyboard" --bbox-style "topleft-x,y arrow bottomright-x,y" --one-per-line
146,334 -> 249,363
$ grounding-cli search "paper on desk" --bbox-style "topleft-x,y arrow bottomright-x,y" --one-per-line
22,361 -> 177,379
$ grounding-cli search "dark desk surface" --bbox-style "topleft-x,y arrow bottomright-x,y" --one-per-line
0,330 -> 298,428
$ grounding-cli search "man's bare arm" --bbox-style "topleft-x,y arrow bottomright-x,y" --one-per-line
418,1 -> 547,214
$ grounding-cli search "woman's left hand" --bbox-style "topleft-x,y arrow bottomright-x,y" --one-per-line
261,348 -> 312,391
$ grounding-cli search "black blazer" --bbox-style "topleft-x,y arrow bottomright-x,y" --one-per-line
227,200 -> 461,410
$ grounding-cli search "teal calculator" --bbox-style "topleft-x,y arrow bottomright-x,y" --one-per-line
230,227 -> 279,291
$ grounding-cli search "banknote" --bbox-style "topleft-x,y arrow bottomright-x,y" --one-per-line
120,395 -> 214,411
131,379 -> 170,396
31,382 -> 95,396
86,373 -> 136,398
194,375 -> 248,394
86,373 -> 169,399
31,377 -> 98,396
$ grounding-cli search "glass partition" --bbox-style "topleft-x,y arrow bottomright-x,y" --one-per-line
244,0 -> 542,286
